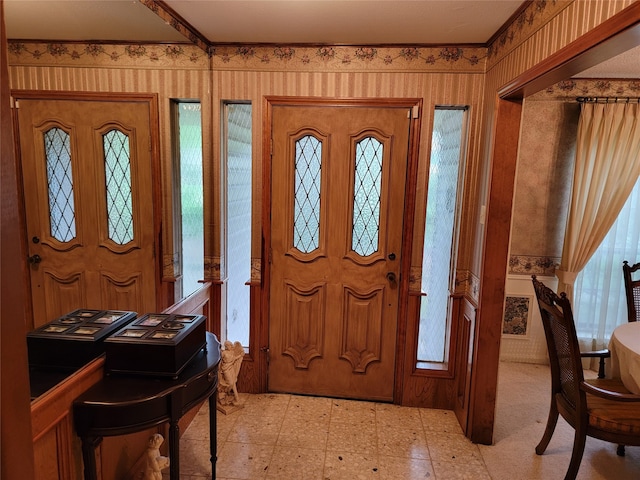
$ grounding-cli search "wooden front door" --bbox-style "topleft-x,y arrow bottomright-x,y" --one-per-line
17,98 -> 157,329
268,104 -> 411,401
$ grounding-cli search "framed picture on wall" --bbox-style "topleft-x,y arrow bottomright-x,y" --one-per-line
503,295 -> 532,336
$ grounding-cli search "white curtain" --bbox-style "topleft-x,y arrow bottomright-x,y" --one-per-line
574,178 -> 640,350
556,102 -> 640,301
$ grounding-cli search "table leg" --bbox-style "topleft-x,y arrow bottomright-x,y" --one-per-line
169,421 -> 180,480
80,436 -> 101,480
209,393 -> 217,479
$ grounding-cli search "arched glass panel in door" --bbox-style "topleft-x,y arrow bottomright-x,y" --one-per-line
293,135 -> 322,253
44,127 -> 76,242
352,136 -> 383,257
103,129 -> 134,245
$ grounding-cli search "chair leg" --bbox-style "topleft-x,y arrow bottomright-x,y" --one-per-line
597,357 -> 606,379
617,444 -> 626,456
536,397 -> 559,455
564,429 -> 587,480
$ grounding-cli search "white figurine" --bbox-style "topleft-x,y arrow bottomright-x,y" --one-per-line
143,433 -> 170,480
218,340 -> 245,406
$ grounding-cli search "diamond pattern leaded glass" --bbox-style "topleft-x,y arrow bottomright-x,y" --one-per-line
103,129 -> 133,244
352,137 -> 382,256
178,103 -> 204,299
418,109 -> 465,363
44,127 -> 76,242
294,135 -> 322,253
225,103 -> 252,347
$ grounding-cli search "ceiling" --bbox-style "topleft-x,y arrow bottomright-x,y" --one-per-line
162,0 -> 524,45
3,0 -> 640,77
1,0 -> 529,45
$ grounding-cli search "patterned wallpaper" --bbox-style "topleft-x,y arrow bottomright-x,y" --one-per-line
508,78 -> 640,276
209,45 -> 485,73
8,41 -> 487,74
487,0 -> 570,66
7,42 -> 209,70
540,78 -> 640,98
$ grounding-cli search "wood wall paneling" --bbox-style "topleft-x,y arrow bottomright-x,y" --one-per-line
235,283 -> 264,394
30,357 -> 104,480
1,1 -> 36,478
400,293 -> 455,410
453,297 -> 477,435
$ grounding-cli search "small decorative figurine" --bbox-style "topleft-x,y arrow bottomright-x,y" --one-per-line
143,433 -> 170,480
217,340 -> 245,413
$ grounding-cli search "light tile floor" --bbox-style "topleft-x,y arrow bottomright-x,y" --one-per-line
176,394 -> 486,480
167,362 -> 640,479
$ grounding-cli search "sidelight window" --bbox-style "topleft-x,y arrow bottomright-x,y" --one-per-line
224,102 -> 252,348
173,102 -> 204,300
417,107 -> 468,365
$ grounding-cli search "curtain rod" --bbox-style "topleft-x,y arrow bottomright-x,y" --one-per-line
576,96 -> 640,103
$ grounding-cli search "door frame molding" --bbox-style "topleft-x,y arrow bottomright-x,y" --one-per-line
11,90 -> 164,326
468,2 -> 640,444
259,96 -> 422,400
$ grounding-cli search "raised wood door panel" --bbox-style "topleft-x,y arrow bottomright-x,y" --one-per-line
452,296 -> 476,434
17,99 -> 157,328
268,105 -> 410,401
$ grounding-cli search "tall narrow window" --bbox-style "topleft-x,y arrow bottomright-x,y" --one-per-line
224,103 -> 252,347
44,127 -> 76,242
175,102 -> 204,299
418,108 -> 468,365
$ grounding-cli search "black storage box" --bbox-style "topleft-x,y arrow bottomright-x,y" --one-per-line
104,313 -> 206,378
27,309 -> 137,370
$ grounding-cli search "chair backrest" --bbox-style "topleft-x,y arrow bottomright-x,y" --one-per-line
531,275 -> 586,418
623,261 -> 640,323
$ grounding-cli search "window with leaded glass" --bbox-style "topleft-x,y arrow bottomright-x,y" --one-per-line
418,107 -> 468,366
293,135 -> 322,253
174,101 -> 204,300
103,129 -> 133,245
44,127 -> 76,242
352,136 -> 382,256
224,102 -> 252,348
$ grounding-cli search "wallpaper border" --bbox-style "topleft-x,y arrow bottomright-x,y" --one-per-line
8,41 -> 488,73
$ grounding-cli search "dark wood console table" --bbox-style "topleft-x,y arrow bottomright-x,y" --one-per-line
73,332 -> 221,480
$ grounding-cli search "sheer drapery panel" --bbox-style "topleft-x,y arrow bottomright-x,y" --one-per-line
574,178 -> 640,351
557,102 -> 640,300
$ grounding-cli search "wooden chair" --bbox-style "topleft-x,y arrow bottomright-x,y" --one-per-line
623,261 -> 640,323
531,275 -> 640,480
